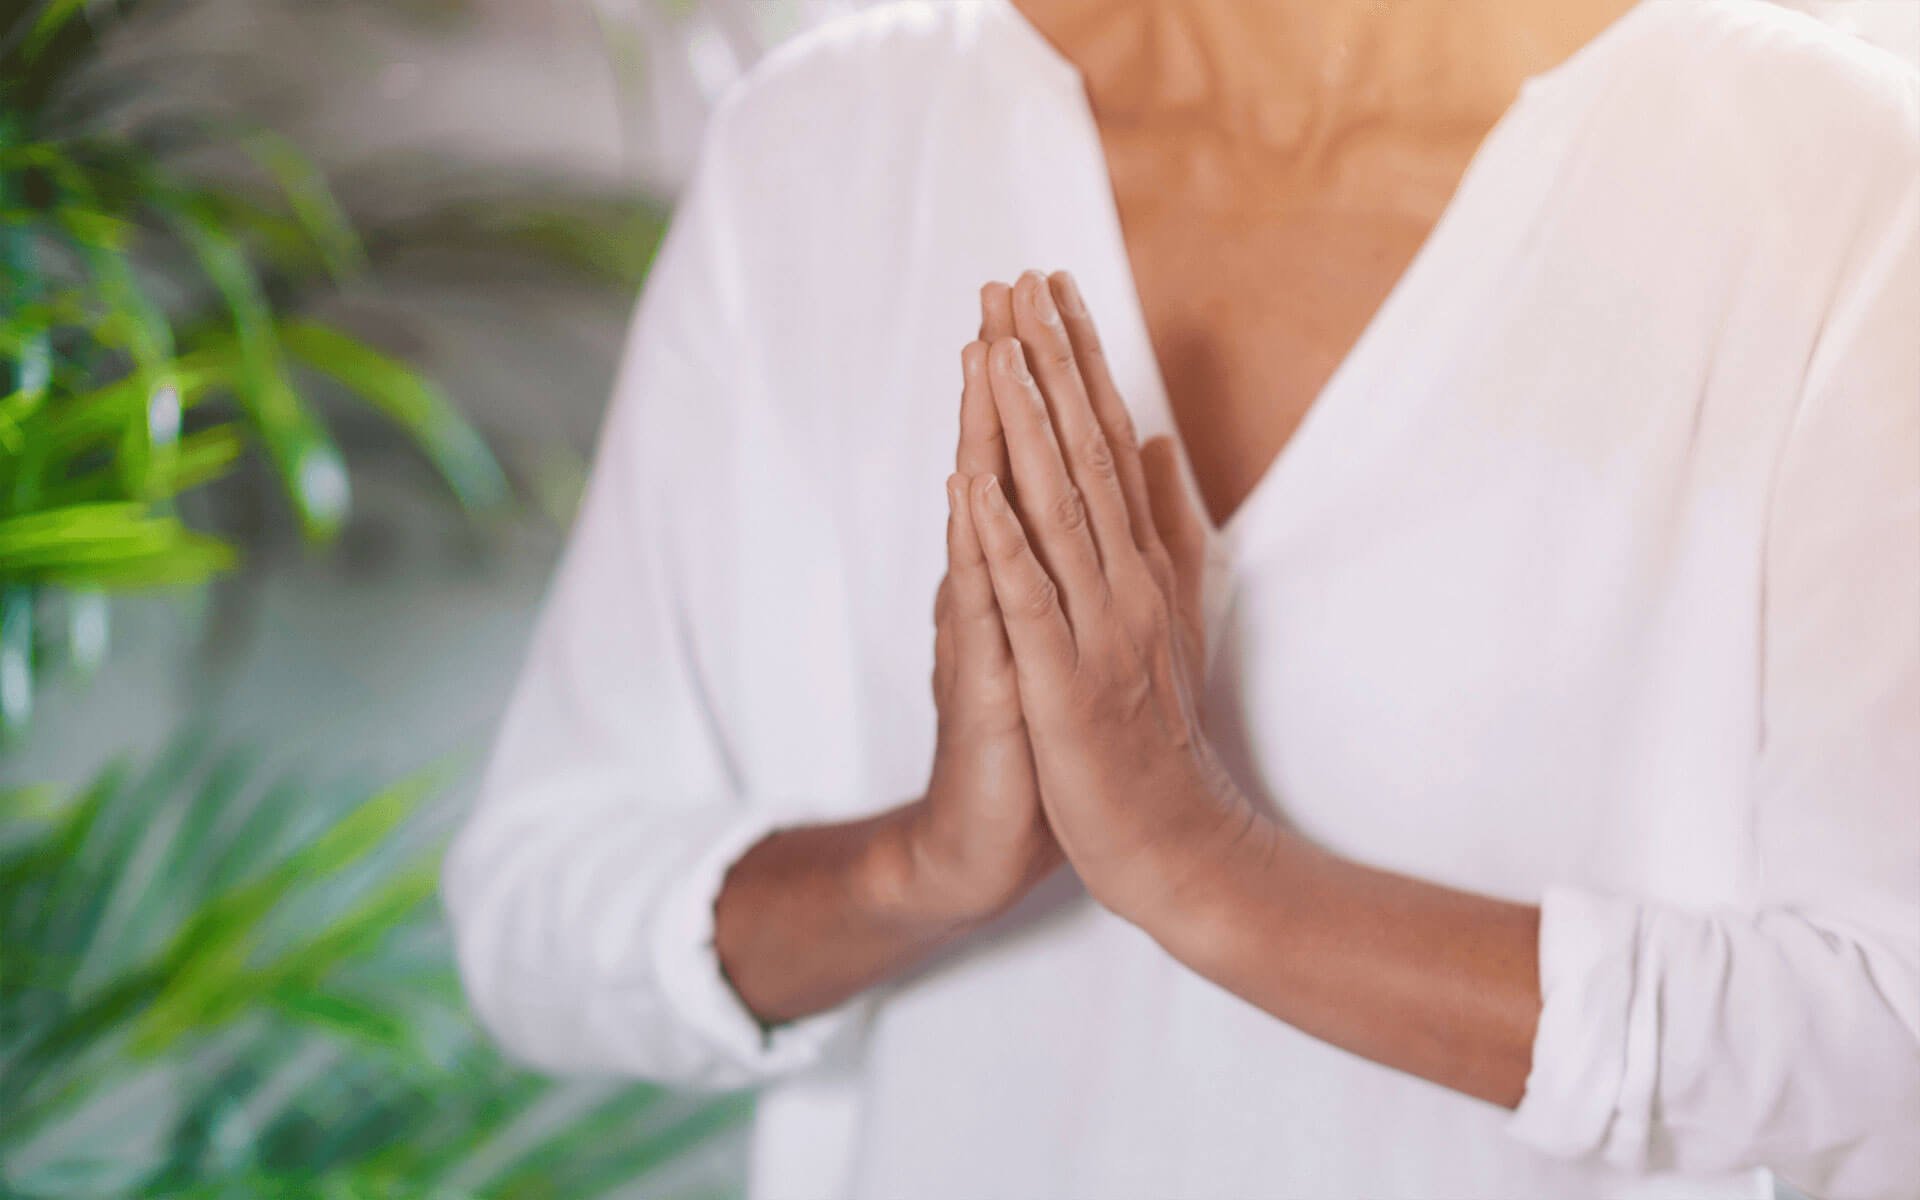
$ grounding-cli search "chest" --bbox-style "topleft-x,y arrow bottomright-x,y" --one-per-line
1103,133 -> 1478,524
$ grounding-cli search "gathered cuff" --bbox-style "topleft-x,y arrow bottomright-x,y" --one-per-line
649,806 -> 869,1079
1506,885 -> 1644,1163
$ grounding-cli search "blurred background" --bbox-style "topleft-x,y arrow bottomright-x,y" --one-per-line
2,1 -> 1915,1197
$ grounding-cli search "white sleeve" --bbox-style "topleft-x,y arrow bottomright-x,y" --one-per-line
441,92 -> 867,1090
1505,167 -> 1920,1194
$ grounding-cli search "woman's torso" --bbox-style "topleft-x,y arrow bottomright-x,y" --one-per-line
671,2 -> 1910,1195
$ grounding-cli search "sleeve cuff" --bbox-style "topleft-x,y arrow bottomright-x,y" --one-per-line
649,806 -> 870,1079
1505,885 -> 1646,1162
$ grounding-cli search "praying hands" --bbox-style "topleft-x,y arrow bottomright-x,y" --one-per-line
934,270 -> 1544,1110
702,270 -> 1542,1113
939,269 -> 1249,930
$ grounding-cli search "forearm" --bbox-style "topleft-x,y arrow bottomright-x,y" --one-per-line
711,801 -> 993,1027
711,286 -> 1059,1031
1151,809 -> 1543,1108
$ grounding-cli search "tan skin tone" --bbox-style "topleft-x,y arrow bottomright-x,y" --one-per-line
715,0 -> 1637,1109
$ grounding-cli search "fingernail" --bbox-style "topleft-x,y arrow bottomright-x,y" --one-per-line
980,281 -> 1010,322
1056,271 -> 1086,316
983,475 -> 1009,514
1032,278 -> 1062,326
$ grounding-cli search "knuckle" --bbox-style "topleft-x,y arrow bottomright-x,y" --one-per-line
961,670 -> 1023,716
1080,429 -> 1117,478
1144,588 -> 1174,635
1119,673 -> 1158,724
951,583 -> 997,621
1017,574 -> 1060,620
1067,670 -> 1116,719
1050,486 -> 1088,532
1123,582 -> 1173,640
1042,343 -> 1076,373
988,531 -> 1028,563
1145,544 -> 1175,588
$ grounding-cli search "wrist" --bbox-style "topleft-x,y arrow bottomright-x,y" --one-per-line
853,799 -> 1006,935
1131,781 -> 1304,974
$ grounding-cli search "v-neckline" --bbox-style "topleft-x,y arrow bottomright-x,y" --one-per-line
996,0 -> 1649,566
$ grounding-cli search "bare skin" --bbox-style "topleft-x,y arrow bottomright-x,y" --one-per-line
1023,0 -> 1641,523
971,269 -> 1542,1108
712,286 -> 1066,1022
717,268 -> 1217,1023
715,0 -> 1635,1104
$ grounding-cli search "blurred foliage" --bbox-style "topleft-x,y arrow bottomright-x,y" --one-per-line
354,186 -> 670,294
3,5 -> 742,1198
0,740 -> 751,1198
0,0 -> 516,736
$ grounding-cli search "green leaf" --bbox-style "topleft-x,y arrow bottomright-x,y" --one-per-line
0,760 -> 127,967
267,982 -> 422,1058
129,768 -> 446,1051
470,1084 -> 673,1199
0,745 -> 747,1195
169,207 -> 349,541
21,0 -> 92,61
238,131 -> 364,281
568,1092 -> 755,1200
279,321 -> 509,515
142,862 -> 442,1048
0,503 -> 235,588
28,738 -> 209,993
0,966 -> 170,1139
0,585 -> 33,739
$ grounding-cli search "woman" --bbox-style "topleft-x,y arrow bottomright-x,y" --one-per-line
443,0 -> 1920,1196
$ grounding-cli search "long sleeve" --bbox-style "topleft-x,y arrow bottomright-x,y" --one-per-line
1505,130 -> 1920,1195
440,91 -> 866,1089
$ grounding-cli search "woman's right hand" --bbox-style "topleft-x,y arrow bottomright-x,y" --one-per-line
710,284 -> 1074,1026
904,284 -> 1061,922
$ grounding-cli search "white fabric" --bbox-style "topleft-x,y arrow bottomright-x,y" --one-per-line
442,2 -> 1920,1197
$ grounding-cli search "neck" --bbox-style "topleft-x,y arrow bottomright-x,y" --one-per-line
1013,0 -> 1638,144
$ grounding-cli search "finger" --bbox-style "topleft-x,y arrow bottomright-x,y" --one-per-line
1048,270 -> 1159,558
987,336 -> 1109,618
933,481 -> 958,626
934,492 -> 956,695
1011,270 -> 1137,575
979,281 -> 1015,342
957,340 -> 1009,482
933,607 -> 955,698
961,284 -> 1017,490
1141,436 -> 1207,628
969,474 -> 1076,671
944,476 -> 997,619
945,473 -> 1014,671
973,287 -> 1017,487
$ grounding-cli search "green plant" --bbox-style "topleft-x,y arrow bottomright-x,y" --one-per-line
1,0 -> 512,736
0,741 -> 752,1199
2,5 -> 744,1195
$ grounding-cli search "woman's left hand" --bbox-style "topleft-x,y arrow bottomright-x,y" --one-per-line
951,272 -> 1544,1112
961,270 -> 1274,928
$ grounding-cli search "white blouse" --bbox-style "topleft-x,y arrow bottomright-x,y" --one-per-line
442,2 -> 1920,1197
